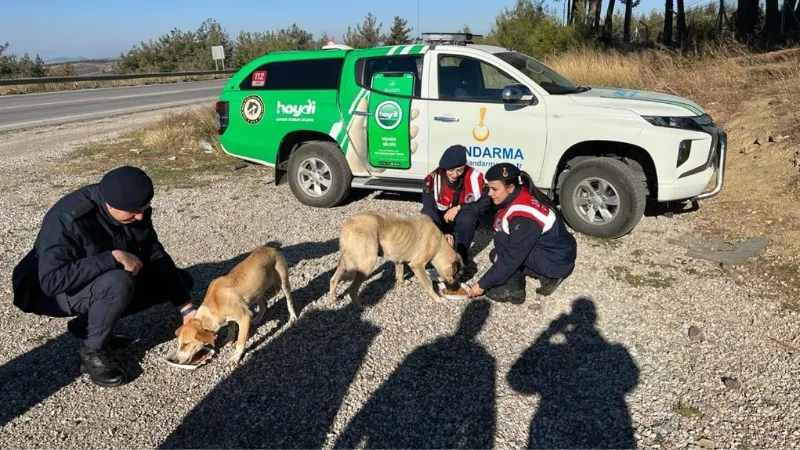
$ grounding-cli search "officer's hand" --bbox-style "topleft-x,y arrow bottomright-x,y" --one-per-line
444,206 -> 460,223
112,250 -> 143,275
469,284 -> 485,297
182,309 -> 197,325
444,234 -> 454,247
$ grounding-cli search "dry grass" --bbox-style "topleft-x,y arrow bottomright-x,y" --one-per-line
55,105 -> 255,188
0,73 -> 230,95
546,43 -> 800,121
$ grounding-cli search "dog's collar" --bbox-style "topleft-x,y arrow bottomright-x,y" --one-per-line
180,305 -> 196,317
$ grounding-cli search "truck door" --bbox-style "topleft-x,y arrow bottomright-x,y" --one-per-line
426,48 -> 547,181
343,50 -> 431,181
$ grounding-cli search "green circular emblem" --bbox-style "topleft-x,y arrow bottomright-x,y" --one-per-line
375,101 -> 402,130
241,95 -> 264,124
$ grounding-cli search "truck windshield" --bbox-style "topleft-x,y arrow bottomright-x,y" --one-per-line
493,51 -> 585,95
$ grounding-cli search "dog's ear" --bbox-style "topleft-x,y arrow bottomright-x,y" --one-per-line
198,329 -> 215,347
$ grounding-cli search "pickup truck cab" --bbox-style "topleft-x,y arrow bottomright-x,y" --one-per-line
214,32 -> 727,238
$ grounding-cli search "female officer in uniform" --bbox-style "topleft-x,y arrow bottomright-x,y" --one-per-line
421,144 -> 491,269
468,163 -> 577,304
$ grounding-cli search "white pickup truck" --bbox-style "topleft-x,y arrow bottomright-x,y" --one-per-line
216,32 -> 727,239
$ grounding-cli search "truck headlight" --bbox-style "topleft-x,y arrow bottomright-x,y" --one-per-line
642,115 -> 704,132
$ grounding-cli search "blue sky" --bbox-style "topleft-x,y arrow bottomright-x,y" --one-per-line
2,0 -> 668,60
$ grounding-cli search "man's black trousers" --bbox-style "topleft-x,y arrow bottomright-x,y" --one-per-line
32,265 -> 193,350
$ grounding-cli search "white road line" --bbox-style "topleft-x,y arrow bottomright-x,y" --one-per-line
0,97 -> 218,133
0,86 -> 221,110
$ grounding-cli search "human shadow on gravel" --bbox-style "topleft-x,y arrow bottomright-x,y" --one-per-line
0,239 -> 339,427
156,264 -> 399,449
333,299 -> 496,449
507,297 -> 640,449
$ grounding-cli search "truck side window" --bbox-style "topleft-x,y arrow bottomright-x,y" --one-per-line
239,58 -> 345,90
437,55 -> 519,102
355,54 -> 424,98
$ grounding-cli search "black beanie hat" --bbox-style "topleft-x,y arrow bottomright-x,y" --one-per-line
99,166 -> 154,212
438,144 -> 468,170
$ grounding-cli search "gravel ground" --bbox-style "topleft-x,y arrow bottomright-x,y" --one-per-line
0,113 -> 798,449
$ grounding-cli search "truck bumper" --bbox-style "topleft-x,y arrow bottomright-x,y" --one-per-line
657,128 -> 727,202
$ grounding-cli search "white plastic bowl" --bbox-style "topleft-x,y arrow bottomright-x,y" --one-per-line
163,345 -> 215,370
438,281 -> 471,300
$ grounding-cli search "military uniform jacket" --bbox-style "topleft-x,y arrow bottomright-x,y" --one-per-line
477,186 -> 577,290
12,183 -> 188,312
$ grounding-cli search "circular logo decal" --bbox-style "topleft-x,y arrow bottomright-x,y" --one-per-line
241,95 -> 264,124
375,101 -> 402,130
465,193 -> 475,203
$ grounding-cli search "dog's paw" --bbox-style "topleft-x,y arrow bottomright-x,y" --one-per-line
228,355 -> 242,367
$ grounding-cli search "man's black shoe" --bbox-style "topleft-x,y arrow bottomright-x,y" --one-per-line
535,276 -> 564,296
78,346 -> 128,388
68,317 -> 137,350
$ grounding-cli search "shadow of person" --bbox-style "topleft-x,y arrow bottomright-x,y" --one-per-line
506,297 -> 640,449
333,299 -> 496,449
0,239 -> 338,427
156,277 -> 389,449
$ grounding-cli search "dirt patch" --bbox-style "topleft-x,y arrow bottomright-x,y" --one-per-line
687,79 -> 800,303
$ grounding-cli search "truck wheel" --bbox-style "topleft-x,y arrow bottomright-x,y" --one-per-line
558,157 -> 646,239
287,140 -> 352,208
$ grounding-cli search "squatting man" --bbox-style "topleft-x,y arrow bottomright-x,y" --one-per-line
12,166 -> 198,388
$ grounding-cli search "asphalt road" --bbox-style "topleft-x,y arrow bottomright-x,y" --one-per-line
0,79 -> 227,133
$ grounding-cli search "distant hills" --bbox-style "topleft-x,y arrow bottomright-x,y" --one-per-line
44,56 -> 119,65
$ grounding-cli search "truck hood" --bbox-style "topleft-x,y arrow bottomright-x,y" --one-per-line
567,87 -> 706,117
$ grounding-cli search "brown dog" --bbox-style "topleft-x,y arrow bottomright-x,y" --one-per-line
173,245 -> 298,366
329,211 -> 464,308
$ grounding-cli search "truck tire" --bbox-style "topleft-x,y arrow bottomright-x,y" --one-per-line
287,140 -> 352,208
558,157 -> 646,239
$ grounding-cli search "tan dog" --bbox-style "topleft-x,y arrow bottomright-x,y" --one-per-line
173,245 -> 298,366
329,211 -> 464,308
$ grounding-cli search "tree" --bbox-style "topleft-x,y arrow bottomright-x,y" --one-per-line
603,0 -> 616,38
491,0 -> 549,51
344,12 -> 383,48
676,0 -> 688,47
736,0 -> 759,40
664,0 -> 674,45
382,16 -> 412,45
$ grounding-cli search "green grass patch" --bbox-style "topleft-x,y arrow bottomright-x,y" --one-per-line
671,401 -> 702,418
608,265 -> 675,288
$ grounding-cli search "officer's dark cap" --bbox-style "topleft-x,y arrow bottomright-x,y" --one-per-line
99,165 -> 154,212
438,144 -> 468,170
485,163 -> 521,182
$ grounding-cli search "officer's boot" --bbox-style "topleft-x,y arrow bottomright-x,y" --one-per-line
454,245 -> 475,281
78,345 -> 128,388
68,315 -> 136,350
485,271 -> 527,304
535,276 -> 565,296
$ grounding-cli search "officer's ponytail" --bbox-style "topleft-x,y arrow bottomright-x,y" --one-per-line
510,174 -> 565,220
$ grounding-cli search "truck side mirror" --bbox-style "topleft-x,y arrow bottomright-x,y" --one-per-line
502,84 -> 536,105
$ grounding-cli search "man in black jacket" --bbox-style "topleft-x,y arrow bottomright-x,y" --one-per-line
11,166 -> 197,388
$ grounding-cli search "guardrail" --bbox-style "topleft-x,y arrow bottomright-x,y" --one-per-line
0,69 -> 238,87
